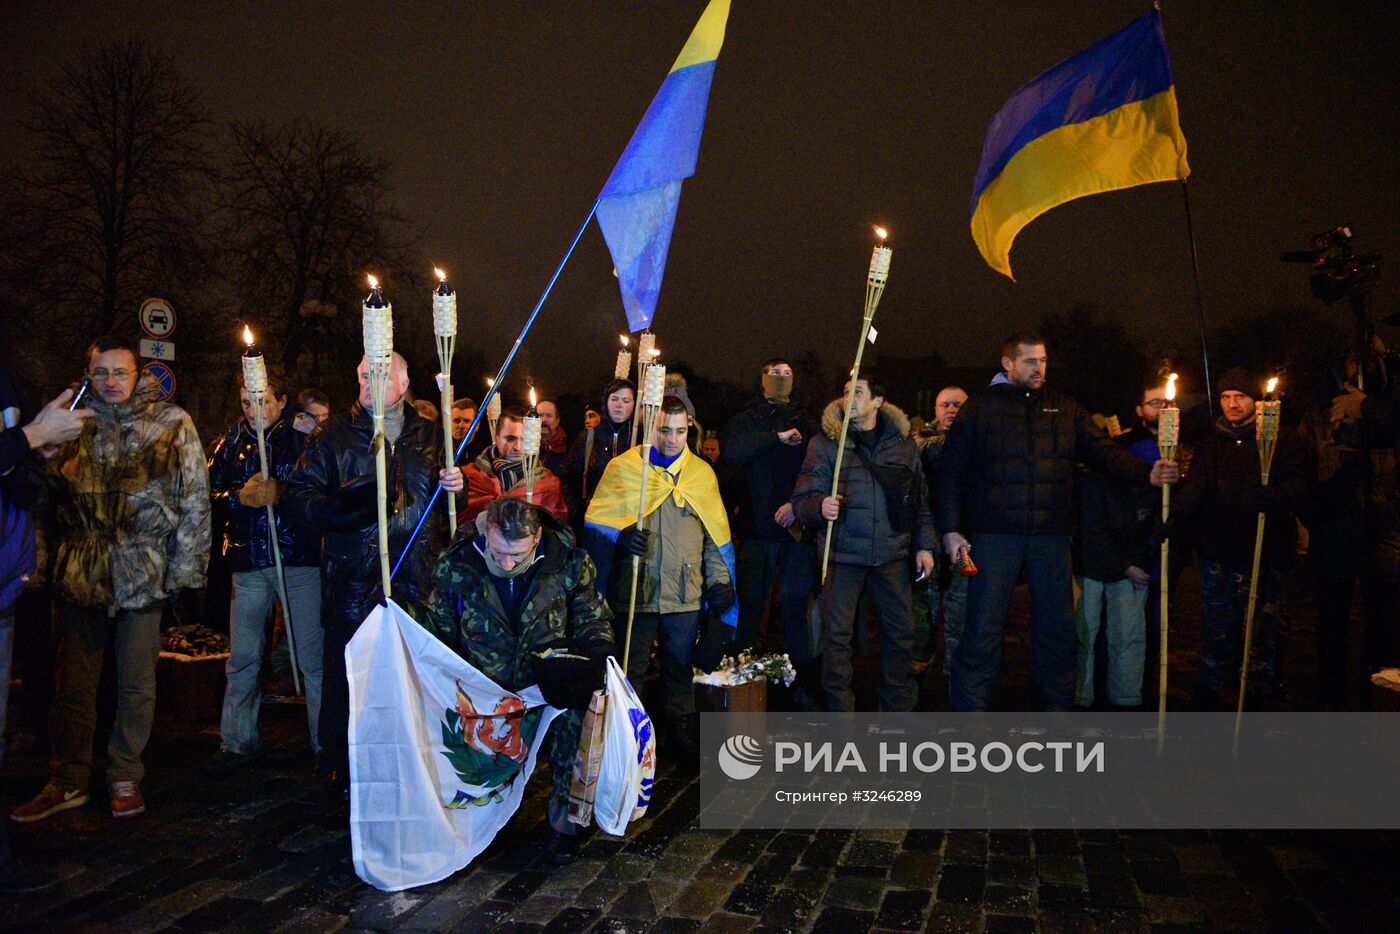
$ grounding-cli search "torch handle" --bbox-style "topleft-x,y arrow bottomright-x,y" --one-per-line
254,416 -> 301,695
374,427 -> 392,599
820,294 -> 882,585
1157,483 -> 1170,755
622,439 -> 656,672
439,371 -> 457,537
1233,510 -> 1267,754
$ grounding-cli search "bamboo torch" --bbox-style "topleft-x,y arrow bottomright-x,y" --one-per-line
632,330 -> 656,446
363,275 -> 394,599
615,334 -> 633,380
523,386 -> 542,503
241,327 -> 302,695
820,226 -> 892,584
1235,376 -> 1280,752
485,378 -> 501,444
1156,373 -> 1179,753
433,267 -> 458,537
622,362 -> 667,670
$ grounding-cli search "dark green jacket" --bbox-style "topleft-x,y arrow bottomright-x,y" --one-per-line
420,526 -> 615,691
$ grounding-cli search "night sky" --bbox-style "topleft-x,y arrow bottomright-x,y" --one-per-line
6,1 -> 1398,393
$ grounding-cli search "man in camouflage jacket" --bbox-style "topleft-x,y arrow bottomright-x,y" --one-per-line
13,337 -> 209,824
421,498 -> 613,864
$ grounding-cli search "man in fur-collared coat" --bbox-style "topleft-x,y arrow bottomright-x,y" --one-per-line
791,372 -> 937,712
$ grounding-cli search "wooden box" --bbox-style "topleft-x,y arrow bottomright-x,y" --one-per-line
696,678 -> 767,713
156,651 -> 229,722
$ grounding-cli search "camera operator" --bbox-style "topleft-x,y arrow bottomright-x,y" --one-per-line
1323,348 -> 1400,698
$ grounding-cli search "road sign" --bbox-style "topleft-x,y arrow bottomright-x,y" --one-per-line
142,362 -> 176,400
139,298 -> 176,339
139,338 -> 175,361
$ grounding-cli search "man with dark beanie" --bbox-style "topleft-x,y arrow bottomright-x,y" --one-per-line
565,379 -> 635,533
721,358 -> 821,705
1168,367 -> 1308,707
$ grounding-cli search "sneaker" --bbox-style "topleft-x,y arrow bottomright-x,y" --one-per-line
9,782 -> 90,823
202,747 -> 264,774
109,781 -> 145,819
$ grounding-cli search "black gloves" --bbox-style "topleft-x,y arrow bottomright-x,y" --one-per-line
691,615 -> 734,674
705,581 -> 736,617
535,651 -> 607,710
618,526 -> 652,557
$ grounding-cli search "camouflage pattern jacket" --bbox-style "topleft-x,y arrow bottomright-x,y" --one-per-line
49,374 -> 210,609
420,526 -> 614,692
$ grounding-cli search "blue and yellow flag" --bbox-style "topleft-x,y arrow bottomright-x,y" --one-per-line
970,9 -> 1189,279
597,0 -> 729,332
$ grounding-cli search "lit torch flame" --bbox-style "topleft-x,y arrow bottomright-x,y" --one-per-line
486,377 -> 494,389
243,325 -> 254,348
1266,377 -> 1279,396
529,387 -> 537,409
620,334 -> 630,348
434,267 -> 446,283
648,348 -> 661,358
1165,373 -> 1178,402
873,225 -> 888,242
367,274 -> 379,290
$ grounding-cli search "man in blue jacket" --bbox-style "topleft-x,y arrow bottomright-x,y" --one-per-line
936,333 -> 1178,712
205,367 -> 324,772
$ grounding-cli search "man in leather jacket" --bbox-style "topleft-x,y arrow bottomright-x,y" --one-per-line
282,352 -> 464,791
205,367 -> 323,773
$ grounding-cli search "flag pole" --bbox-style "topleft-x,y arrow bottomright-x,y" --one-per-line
1180,181 -> 1215,416
390,200 -> 599,581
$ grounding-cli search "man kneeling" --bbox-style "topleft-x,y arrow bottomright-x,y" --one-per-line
420,498 -> 614,864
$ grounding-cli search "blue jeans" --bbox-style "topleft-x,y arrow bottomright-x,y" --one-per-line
221,566 -> 324,754
1198,559 -> 1283,693
1074,576 -> 1148,706
951,533 -> 1074,711
735,538 -> 818,662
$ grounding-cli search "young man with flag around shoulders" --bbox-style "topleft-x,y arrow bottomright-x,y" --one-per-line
585,396 -> 736,768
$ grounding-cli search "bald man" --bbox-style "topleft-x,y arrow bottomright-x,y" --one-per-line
283,352 -> 463,795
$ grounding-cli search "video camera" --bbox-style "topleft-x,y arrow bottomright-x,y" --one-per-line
1281,225 -> 1382,305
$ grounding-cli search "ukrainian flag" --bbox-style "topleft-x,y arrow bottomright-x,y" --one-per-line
970,9 -> 1190,279
597,0 -> 729,332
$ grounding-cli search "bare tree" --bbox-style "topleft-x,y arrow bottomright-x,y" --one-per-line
15,38 -> 211,334
219,117 -> 422,373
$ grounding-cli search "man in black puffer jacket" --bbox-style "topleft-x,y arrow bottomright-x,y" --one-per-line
792,373 -> 937,712
206,368 -> 324,772
936,332 -> 1178,711
282,353 -> 464,790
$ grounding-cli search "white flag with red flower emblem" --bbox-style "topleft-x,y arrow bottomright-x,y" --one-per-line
346,600 -> 562,891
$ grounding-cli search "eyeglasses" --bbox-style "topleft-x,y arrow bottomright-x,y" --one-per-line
1141,399 -> 1168,408
91,369 -> 134,380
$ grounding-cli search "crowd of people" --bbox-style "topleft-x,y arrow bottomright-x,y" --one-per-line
2,326 -> 1397,890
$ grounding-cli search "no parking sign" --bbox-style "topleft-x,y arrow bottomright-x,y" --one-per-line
142,362 -> 176,401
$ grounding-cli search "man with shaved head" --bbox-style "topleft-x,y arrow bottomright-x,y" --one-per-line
283,352 -> 464,801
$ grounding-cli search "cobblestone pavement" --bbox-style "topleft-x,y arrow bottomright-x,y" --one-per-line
3,568 -> 1398,932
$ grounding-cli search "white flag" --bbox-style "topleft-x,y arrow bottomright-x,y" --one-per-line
346,600 -> 562,891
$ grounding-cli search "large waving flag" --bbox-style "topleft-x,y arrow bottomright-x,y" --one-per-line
597,0 -> 729,332
970,8 -> 1190,279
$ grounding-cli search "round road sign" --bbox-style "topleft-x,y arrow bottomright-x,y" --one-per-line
143,362 -> 176,400
139,298 -> 176,339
